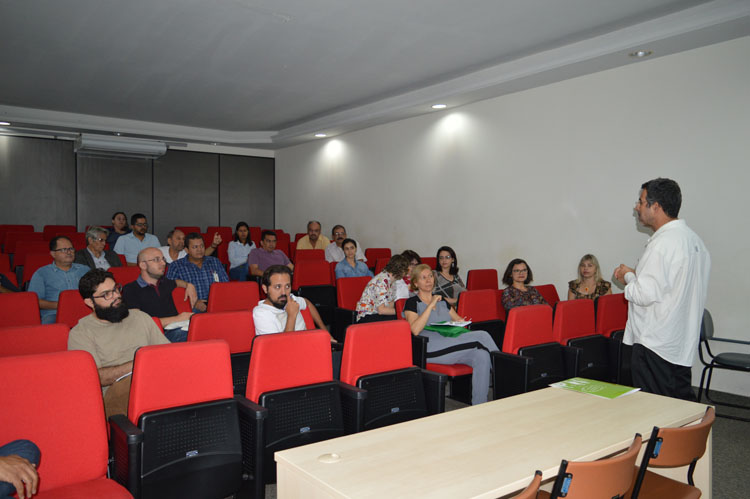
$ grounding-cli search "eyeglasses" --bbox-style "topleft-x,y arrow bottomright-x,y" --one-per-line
438,255 -> 453,260
333,232 -> 346,237
52,247 -> 75,253
512,268 -> 528,273
92,284 -> 122,300
144,256 -> 166,263
90,237 -> 106,243
134,222 -> 148,227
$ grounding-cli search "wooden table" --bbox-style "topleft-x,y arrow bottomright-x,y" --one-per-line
275,387 -> 711,498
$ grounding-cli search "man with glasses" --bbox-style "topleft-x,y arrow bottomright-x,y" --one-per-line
324,224 -> 366,263
113,213 -> 160,266
248,230 -> 293,278
27,235 -> 90,324
74,226 -> 123,270
166,232 -> 228,312
122,247 -> 197,342
69,269 -> 169,417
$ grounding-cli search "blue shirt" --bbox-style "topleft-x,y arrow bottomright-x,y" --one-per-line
336,259 -> 374,279
28,263 -> 90,324
113,232 -> 160,264
166,255 -> 228,301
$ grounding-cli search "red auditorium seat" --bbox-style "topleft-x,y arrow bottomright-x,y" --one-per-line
207,281 -> 260,312
466,268 -> 499,290
56,289 -> 91,328
0,323 -> 69,356
0,292 -> 41,327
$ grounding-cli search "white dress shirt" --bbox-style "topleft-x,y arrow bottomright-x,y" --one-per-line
325,241 -> 366,263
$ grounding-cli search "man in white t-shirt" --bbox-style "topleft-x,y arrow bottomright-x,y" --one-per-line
252,265 -> 334,340
159,229 -> 187,264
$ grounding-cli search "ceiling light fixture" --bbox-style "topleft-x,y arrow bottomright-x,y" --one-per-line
431,104 -> 447,109
0,121 -> 10,126
211,142 -> 220,145
315,133 -> 327,138
629,50 -> 653,58
113,132 -> 122,136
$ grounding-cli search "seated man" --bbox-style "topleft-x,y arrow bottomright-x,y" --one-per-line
159,229 -> 187,264
247,230 -> 293,278
0,440 -> 39,499
74,226 -> 123,270
28,236 -> 90,324
166,232 -> 228,312
68,269 -> 170,418
325,224 -> 366,263
296,220 -> 330,250
113,213 -> 160,266
122,247 -> 198,342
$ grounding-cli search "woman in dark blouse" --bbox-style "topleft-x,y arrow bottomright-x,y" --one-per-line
567,253 -> 612,300
501,258 -> 547,312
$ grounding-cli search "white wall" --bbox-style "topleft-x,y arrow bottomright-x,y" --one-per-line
276,36 -> 750,396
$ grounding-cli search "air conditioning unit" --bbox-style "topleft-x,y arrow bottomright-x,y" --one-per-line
74,134 -> 168,159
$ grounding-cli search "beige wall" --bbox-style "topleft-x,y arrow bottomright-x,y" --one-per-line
276,36 -> 750,395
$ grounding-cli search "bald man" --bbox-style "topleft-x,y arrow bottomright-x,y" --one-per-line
121,247 -> 197,342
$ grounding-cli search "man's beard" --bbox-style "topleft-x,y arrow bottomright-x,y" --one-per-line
94,300 -> 130,323
269,295 -> 288,310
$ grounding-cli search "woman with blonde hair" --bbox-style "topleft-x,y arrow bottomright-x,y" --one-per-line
567,254 -> 612,300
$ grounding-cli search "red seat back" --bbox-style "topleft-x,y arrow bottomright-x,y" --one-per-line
503,304 -> 554,354
495,289 -> 507,321
294,232 -> 306,243
56,231 -> 87,250
0,351 -> 109,491
188,311 -> 255,353
245,330 -> 332,403
0,324 -> 70,356
14,240 -> 50,268
340,320 -> 413,385
109,266 -> 141,284
457,289 -> 501,322
175,226 -> 201,235
249,227 -> 262,247
466,269 -> 499,290
295,249 -> 325,262
535,284 -> 560,307
0,292 -> 41,327
3,231 -> 43,254
301,307 -> 315,329
336,276 -> 371,309
22,252 -> 54,285
595,293 -> 628,337
365,248 -> 391,264
0,253 -> 10,272
207,281 -> 260,312
275,232 -> 291,258
172,286 -> 193,314
56,289 -> 91,328
293,259 -> 332,289
420,256 -> 437,269
374,257 -> 389,274
395,298 -> 406,319
128,340 -> 233,424
206,226 -> 233,246
42,225 -> 76,241
330,261 -> 338,282
0,225 -> 34,249
202,232 -> 229,265
552,299 -> 596,344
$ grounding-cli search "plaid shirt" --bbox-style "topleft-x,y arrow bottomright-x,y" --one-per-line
166,256 -> 228,300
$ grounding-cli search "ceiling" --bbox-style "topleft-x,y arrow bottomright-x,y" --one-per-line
1,0 -> 749,150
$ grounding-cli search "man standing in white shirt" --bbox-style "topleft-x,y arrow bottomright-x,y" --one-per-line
614,178 -> 710,400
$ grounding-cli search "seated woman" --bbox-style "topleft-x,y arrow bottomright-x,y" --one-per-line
335,238 -> 373,279
403,264 -> 499,405
355,254 -> 409,323
501,258 -> 547,312
228,222 -> 256,281
433,246 -> 465,308
393,250 -> 421,300
568,253 -> 612,300
106,211 -> 130,247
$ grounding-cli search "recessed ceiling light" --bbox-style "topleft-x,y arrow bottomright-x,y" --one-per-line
113,132 -> 122,136
0,121 -> 10,126
431,104 -> 447,109
629,50 -> 653,58
211,142 -> 220,145
315,133 -> 327,138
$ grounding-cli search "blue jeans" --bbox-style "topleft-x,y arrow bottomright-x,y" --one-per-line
0,440 -> 40,498
165,327 -> 188,343
229,263 -> 249,281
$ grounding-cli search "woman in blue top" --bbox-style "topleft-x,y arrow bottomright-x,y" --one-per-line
335,238 -> 373,279
227,222 -> 256,281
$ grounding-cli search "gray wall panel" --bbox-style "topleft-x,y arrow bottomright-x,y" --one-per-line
0,136 -> 75,228
76,156 -> 153,234
219,155 -> 274,230
153,150 -> 219,242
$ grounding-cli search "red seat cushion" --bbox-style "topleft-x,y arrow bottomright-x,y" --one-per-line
426,363 -> 472,376
36,476 -> 132,498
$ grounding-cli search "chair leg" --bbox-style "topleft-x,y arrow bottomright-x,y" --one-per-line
702,367 -> 750,422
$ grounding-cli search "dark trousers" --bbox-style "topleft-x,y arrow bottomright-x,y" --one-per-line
0,440 -> 40,498
355,313 -> 395,324
631,343 -> 696,401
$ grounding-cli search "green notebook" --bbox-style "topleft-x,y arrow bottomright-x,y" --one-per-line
423,322 -> 471,338
549,377 -> 640,399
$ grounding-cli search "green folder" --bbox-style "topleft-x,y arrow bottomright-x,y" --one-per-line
423,323 -> 471,338
549,377 -> 640,399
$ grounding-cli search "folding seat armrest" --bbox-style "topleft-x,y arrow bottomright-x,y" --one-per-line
561,345 -> 582,378
337,382 -> 368,433
234,395 -> 268,499
109,414 -> 143,496
421,369 -> 447,414
491,351 -> 534,399
412,335 -> 428,368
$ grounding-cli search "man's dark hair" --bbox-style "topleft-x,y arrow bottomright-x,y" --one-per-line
641,178 -> 682,218
307,220 -> 321,231
435,246 -> 459,276
130,213 -> 147,226
49,235 -> 72,251
331,224 -> 345,236
185,232 -> 204,246
262,264 -> 292,287
502,258 -> 533,286
166,229 -> 176,239
384,254 -> 410,280
79,269 -> 114,300
261,230 -> 276,241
